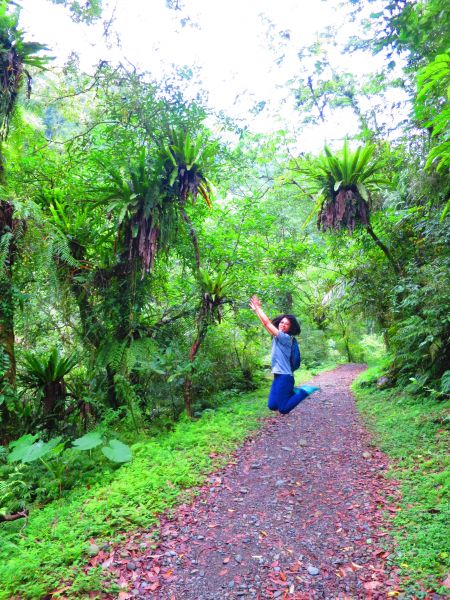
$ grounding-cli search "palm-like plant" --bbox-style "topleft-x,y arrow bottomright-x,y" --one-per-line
104,148 -> 178,273
198,269 -> 230,324
299,141 -> 402,275
311,141 -> 388,233
0,1 -> 49,402
0,0 -> 49,145
104,128 -> 218,274
184,268 -> 230,416
21,348 -> 78,428
163,127 -> 217,206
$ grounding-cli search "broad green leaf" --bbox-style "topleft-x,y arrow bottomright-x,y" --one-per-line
169,167 -> 178,186
8,434 -> 39,463
72,432 -> 103,451
22,437 -> 63,463
101,439 -> 132,463
356,183 -> 369,201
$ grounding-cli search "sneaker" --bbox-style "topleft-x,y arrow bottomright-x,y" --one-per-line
294,385 -> 320,396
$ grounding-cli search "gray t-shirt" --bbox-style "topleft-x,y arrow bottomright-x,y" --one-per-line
271,331 -> 292,375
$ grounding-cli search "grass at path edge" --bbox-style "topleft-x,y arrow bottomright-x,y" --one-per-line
353,365 -> 450,598
0,365 -> 327,599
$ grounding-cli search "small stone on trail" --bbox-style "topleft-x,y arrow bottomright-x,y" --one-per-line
275,479 -> 285,487
127,561 -> 137,571
362,451 -> 372,459
307,566 -> 320,576
235,554 -> 243,563
87,543 -> 99,556
298,439 -> 308,447
250,463 -> 261,469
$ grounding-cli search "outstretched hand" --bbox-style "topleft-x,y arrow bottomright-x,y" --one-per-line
249,295 -> 261,311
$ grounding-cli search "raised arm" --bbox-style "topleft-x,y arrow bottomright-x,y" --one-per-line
249,295 -> 279,336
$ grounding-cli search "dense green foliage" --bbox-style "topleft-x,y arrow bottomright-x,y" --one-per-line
0,0 -> 448,595
354,365 -> 450,597
0,383 -> 272,599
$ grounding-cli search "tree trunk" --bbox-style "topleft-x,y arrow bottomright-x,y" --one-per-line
366,223 -> 403,277
0,200 -> 16,435
0,200 -> 16,388
106,366 -> 119,409
180,205 -> 201,271
0,510 -> 28,523
179,203 -> 204,418
183,319 -> 208,418
42,380 -> 67,431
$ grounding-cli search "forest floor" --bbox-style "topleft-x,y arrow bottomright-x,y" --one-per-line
92,364 -> 404,599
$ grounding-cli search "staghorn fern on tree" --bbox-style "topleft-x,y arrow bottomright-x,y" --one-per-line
102,128 -> 218,275
183,269 -> 232,417
21,348 -> 78,430
103,148 -> 178,274
311,141 -> 388,233
163,127 -> 217,206
297,141 -> 403,275
0,0 -> 50,407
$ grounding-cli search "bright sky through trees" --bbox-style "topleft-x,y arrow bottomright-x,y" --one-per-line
18,0 -> 401,149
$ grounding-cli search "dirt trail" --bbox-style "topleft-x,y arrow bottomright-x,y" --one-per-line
97,364 -> 400,599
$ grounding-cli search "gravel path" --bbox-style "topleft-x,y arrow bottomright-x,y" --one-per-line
93,364 -> 401,599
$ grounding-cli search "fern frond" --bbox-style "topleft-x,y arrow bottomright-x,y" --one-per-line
50,234 -> 80,268
0,232 -> 12,278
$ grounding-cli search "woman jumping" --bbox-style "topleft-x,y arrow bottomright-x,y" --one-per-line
249,295 -> 319,414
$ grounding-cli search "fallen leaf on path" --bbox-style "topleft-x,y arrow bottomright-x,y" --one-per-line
363,580 -> 383,590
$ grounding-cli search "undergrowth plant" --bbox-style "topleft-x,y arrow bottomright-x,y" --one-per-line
0,385 -> 271,599
353,365 -> 450,597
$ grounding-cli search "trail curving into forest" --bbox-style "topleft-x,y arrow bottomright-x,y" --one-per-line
96,365 -> 401,599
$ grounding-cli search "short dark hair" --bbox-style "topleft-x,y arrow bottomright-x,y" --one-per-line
271,314 -> 301,336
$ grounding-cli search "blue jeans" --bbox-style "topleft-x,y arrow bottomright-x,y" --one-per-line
268,373 -> 310,414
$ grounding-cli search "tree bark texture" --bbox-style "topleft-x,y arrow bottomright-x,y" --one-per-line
183,319 -> 208,418
0,200 -> 16,389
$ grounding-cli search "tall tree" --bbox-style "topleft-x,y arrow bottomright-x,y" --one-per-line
0,1 -> 48,425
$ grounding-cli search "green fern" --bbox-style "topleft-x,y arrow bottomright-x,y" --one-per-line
297,141 -> 389,232
95,339 -> 129,372
21,348 -> 78,387
0,230 -> 12,278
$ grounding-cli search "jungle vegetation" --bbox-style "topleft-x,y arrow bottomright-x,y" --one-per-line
0,0 -> 448,596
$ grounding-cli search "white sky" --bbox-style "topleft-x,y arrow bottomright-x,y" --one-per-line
18,0 -> 404,151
